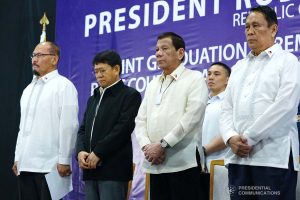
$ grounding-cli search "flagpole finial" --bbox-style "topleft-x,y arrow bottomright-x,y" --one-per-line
39,12 -> 49,43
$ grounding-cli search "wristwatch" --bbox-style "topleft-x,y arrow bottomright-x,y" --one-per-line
160,139 -> 169,148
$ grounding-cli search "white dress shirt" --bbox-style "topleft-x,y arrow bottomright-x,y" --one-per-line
135,64 -> 208,174
14,70 -> 79,173
201,91 -> 228,171
220,44 -> 300,170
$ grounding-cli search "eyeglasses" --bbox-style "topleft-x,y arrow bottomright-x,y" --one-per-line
30,53 -> 55,60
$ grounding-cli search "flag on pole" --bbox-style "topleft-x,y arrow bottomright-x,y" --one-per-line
40,30 -> 46,43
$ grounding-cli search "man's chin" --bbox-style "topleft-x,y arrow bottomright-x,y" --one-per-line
158,65 -> 165,70
32,69 -> 40,76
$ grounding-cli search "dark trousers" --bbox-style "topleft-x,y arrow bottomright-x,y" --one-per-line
228,153 -> 297,200
150,167 -> 207,200
18,172 -> 52,200
84,180 -> 128,200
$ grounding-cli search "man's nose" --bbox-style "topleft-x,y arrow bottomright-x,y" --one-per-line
246,26 -> 255,35
156,49 -> 163,56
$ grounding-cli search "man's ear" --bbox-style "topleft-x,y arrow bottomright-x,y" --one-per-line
271,24 -> 278,39
225,76 -> 229,86
51,55 -> 59,66
177,48 -> 185,61
114,65 -> 121,74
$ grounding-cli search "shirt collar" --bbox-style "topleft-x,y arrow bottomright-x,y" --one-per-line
248,43 -> 281,58
32,70 -> 59,83
159,64 -> 185,82
102,79 -> 121,91
94,79 -> 122,96
208,91 -> 225,101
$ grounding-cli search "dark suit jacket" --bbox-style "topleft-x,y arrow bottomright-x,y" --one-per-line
76,80 -> 141,181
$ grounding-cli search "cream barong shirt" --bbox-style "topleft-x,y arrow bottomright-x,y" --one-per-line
135,64 -> 208,174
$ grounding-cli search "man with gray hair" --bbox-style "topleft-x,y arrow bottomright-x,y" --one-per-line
220,6 -> 300,200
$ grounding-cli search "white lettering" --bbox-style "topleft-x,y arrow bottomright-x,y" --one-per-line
144,3 -> 150,27
284,35 -> 294,52
182,52 -> 188,66
85,14 -> 97,37
115,8 -> 126,32
236,42 -> 248,59
233,11 -> 248,27
121,57 -> 144,74
296,34 -> 300,51
274,3 -> 295,19
285,3 -> 294,18
223,44 -> 235,60
188,49 -> 199,65
208,46 -> 218,62
127,76 -> 157,93
91,82 -> 98,96
182,42 -> 248,66
173,0 -> 186,21
135,77 -> 147,92
218,45 -> 223,61
275,34 -> 300,52
214,0 -> 220,14
153,1 -> 169,25
84,0 -> 299,37
128,5 -> 141,29
233,13 -> 241,27
199,48 -> 210,64
147,55 -> 159,71
99,11 -> 112,34
189,0 -> 206,18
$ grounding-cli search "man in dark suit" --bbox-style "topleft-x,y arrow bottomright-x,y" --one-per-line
76,50 -> 141,200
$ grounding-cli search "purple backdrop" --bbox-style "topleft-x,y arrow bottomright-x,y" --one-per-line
55,0 -> 300,199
